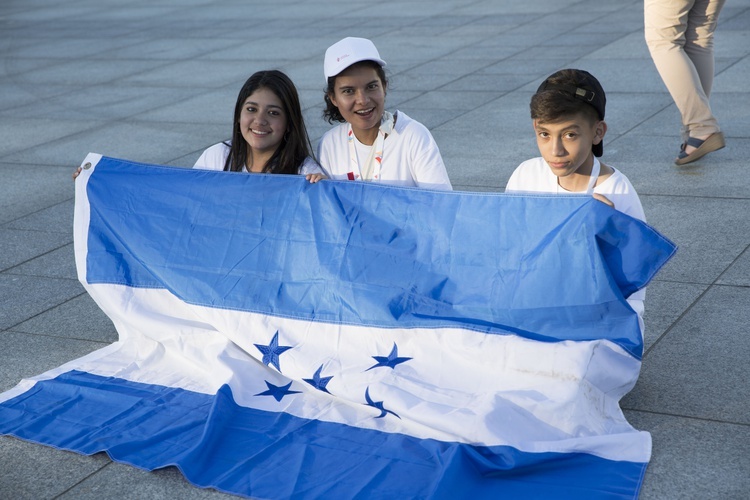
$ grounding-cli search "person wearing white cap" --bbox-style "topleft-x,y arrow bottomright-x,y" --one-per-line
318,37 -> 452,190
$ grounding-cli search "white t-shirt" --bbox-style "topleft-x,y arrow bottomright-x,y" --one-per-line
193,142 -> 323,175
506,157 -> 646,221
317,111 -> 452,191
505,156 -> 646,330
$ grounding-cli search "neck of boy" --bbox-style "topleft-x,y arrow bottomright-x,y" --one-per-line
351,124 -> 380,146
558,154 -> 596,192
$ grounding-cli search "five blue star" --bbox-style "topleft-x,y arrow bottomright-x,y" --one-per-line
367,342 -> 412,371
254,331 -> 292,372
365,387 -> 400,419
255,380 -> 301,402
303,365 -> 333,393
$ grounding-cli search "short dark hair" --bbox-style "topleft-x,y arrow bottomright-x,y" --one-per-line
531,69 -> 606,156
323,61 -> 388,124
225,70 -> 314,174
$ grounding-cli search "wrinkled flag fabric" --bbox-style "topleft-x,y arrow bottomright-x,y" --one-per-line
0,153 -> 676,499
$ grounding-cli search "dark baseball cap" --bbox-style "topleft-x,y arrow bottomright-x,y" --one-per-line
535,69 -> 606,157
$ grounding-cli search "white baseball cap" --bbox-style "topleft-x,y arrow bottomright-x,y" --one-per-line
324,37 -> 386,80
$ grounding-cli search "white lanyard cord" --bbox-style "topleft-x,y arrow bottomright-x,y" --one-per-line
346,111 -> 394,181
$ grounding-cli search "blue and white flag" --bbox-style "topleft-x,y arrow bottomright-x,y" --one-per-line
0,153 -> 675,499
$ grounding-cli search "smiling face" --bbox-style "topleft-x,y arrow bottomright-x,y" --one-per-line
533,113 -> 606,190
238,87 -> 288,167
329,63 -> 386,145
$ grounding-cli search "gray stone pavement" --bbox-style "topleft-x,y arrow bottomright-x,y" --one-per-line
1,0 -> 748,497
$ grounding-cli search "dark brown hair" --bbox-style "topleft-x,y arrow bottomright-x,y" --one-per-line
225,70 -> 314,174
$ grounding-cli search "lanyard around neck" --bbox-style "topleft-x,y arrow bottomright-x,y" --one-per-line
346,111 -> 394,181
556,156 -> 601,194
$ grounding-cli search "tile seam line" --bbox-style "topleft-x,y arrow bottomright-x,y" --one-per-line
2,290 -> 88,333
643,243 -> 750,358
51,460 -> 114,500
0,197 -> 75,230
4,327 -> 111,346
388,1 -> 632,110
622,407 -> 750,427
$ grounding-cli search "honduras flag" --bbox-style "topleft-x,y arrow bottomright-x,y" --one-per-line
0,153 -> 675,499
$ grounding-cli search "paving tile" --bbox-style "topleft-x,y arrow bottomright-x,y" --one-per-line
440,138 -> 536,191
203,36 -> 336,63
401,90 -> 507,113
439,90 -> 534,136
445,42 -> 527,62
449,0 -> 578,16
4,199 -> 73,233
374,36 -> 476,62
9,243 -> 76,280
0,228 -> 71,272
508,44 -> 595,63
279,58 -> 331,94
387,70 -> 465,92
0,164 -> 74,224
1,121 -> 228,167
0,275 -> 83,330
580,32 -> 651,60
119,60 -> 261,89
12,293 -> 117,344
719,7 -> 750,31
0,436 -> 110,500
57,462 -> 236,500
438,72 -> 534,93
0,330 -> 105,393
164,153 -> 202,168
1,84 -> 202,122
604,92 -> 675,134
714,56 -> 750,92
2,4 -> 105,23
13,58 -> 170,86
93,36 -> 240,61
641,280 -> 707,351
623,285 -> 750,423
0,81 -> 72,110
478,59 -> 568,76
572,9 -> 645,34
716,245 -> 750,286
604,136 -> 749,198
624,411 -> 750,499
134,87 -> 236,125
5,36 -> 142,60
631,93 -> 750,141
0,118 -> 101,160
637,195 -> 750,284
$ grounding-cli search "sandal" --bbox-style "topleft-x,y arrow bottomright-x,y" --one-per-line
675,132 -> 725,165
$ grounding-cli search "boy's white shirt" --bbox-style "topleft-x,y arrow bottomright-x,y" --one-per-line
506,157 -> 646,222
506,157 -> 646,330
317,111 -> 452,191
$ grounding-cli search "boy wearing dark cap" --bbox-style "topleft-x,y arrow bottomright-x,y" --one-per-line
505,69 -> 646,332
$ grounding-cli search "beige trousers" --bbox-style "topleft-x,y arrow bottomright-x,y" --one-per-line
644,0 -> 725,140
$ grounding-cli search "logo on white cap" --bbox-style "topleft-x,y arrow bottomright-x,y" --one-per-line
324,37 -> 386,80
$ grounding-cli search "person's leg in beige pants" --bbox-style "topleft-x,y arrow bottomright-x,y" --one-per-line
645,0 -> 725,152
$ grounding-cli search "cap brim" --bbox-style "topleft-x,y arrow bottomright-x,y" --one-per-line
325,57 -> 386,79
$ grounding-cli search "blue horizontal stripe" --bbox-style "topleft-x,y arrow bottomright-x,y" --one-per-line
84,157 -> 675,357
0,371 -> 646,499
